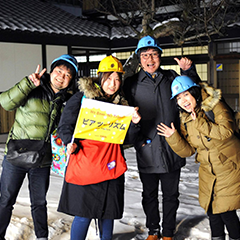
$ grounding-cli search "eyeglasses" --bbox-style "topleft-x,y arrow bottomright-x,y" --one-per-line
140,52 -> 159,59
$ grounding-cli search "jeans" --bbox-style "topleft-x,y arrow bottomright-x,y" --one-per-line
0,157 -> 50,239
71,216 -> 114,240
139,169 -> 180,237
207,209 -> 240,238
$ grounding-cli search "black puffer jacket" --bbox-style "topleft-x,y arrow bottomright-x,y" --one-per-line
123,66 -> 200,173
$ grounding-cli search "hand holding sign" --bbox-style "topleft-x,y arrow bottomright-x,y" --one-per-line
132,107 -> 141,124
73,98 -> 135,144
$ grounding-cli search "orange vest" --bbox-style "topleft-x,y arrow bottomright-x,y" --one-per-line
65,139 -> 127,185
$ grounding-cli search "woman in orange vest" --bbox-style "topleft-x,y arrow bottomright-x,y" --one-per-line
57,55 -> 141,240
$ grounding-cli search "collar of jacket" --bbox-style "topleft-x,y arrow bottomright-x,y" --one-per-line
138,68 -> 163,82
78,76 -> 128,106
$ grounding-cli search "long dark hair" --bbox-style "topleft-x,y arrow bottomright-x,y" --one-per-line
176,86 -> 202,112
99,72 -> 123,87
97,72 -> 123,101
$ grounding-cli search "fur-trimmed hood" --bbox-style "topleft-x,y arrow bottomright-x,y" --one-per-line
200,82 -> 221,112
77,76 -> 129,106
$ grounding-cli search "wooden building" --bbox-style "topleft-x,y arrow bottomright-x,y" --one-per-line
0,0 -> 240,133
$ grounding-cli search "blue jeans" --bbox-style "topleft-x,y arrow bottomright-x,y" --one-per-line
0,157 -> 50,239
71,216 -> 114,240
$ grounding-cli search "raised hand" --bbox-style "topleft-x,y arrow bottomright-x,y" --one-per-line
28,65 -> 47,87
157,122 -> 176,138
174,57 -> 192,71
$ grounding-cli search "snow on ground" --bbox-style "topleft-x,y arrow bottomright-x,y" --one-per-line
0,142 -> 236,240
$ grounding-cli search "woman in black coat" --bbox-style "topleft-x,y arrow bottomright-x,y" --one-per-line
57,55 -> 141,240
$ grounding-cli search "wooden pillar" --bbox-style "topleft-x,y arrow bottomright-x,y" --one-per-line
208,42 -> 217,87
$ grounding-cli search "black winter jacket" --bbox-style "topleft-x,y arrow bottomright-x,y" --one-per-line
123,66 -> 200,173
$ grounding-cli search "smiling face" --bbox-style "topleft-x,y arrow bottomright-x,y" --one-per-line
140,48 -> 161,74
101,72 -> 121,96
50,65 -> 72,93
176,90 -> 197,113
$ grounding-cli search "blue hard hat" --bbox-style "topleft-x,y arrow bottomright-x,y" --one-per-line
51,54 -> 78,75
135,35 -> 163,54
171,76 -> 200,99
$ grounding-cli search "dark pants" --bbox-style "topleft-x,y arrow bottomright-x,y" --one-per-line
207,209 -> 240,238
0,157 -> 50,239
139,169 -> 180,237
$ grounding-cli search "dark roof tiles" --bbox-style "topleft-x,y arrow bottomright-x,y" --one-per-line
0,0 -> 110,38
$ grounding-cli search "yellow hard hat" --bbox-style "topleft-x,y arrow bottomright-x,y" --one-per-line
97,55 -> 125,74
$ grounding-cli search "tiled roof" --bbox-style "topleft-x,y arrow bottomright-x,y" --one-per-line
0,0 -> 110,38
111,26 -> 137,39
1,0 -> 238,45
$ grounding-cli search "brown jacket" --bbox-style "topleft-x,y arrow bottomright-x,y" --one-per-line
166,83 -> 240,214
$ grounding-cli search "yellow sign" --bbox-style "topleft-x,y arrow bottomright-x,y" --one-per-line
73,98 -> 134,144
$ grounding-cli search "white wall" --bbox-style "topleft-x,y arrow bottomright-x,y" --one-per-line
46,45 -> 68,72
0,42 -> 42,91
0,43 -> 68,92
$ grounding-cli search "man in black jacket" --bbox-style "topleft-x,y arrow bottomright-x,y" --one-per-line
123,35 -> 201,240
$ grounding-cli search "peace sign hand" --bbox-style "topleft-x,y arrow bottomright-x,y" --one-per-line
28,65 -> 47,87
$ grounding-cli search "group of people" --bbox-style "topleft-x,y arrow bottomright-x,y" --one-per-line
0,35 -> 239,240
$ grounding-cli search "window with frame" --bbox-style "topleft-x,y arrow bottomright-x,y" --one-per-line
162,63 -> 207,81
217,42 -> 240,54
162,46 -> 208,57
